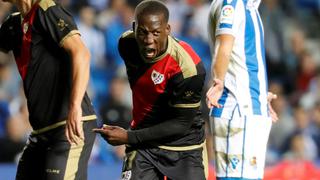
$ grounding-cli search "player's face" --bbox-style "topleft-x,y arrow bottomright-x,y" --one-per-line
135,13 -> 170,60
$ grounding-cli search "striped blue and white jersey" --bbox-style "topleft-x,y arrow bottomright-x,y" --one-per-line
208,0 -> 269,117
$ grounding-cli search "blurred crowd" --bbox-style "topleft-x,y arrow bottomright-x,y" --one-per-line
1,0 -> 320,178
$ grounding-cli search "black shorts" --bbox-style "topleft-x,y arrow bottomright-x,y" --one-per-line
122,143 -> 208,180
16,120 -> 96,180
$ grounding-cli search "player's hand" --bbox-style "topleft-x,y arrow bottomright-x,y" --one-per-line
267,92 -> 279,123
66,106 -> 84,145
93,124 -> 128,146
206,78 -> 224,108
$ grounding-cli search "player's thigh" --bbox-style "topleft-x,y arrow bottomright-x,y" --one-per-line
165,149 -> 206,180
174,160 -> 206,180
16,137 -> 46,180
45,120 -> 96,180
211,102 -> 245,178
212,109 -> 272,179
242,115 -> 272,178
122,149 -> 162,180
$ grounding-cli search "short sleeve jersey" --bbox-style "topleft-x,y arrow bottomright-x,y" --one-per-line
208,0 -> 269,116
0,0 -> 95,130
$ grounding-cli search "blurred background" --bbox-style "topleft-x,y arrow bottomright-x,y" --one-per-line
0,0 -> 320,179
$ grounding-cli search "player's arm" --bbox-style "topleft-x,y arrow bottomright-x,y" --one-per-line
206,35 -> 234,108
94,73 -> 205,145
127,108 -> 198,145
268,92 -> 279,122
207,0 -> 240,108
210,0 -> 239,82
93,107 -> 198,146
211,35 -> 234,81
39,4 -> 90,144
62,35 -> 91,144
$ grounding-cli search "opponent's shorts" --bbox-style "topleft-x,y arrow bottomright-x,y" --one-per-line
16,120 -> 96,180
210,92 -> 272,180
121,142 -> 208,180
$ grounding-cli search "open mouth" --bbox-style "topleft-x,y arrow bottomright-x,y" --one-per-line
143,48 -> 156,59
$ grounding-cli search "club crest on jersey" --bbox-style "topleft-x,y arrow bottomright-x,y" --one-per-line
250,156 -> 258,168
151,70 -> 165,85
23,22 -> 29,34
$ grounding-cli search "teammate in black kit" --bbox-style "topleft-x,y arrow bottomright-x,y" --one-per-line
0,0 -> 96,179
93,1 -> 207,179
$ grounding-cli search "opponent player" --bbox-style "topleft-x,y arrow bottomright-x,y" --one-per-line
94,0 -> 208,179
0,0 -> 97,179
207,0 -> 277,179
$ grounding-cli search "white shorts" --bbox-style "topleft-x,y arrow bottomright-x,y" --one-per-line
209,92 -> 272,179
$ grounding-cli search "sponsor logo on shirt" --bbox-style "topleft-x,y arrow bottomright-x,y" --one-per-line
220,5 -> 235,24
151,70 -> 165,85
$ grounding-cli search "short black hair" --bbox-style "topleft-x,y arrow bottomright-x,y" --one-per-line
135,0 -> 169,23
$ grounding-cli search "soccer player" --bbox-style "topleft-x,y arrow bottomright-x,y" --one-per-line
0,0 -> 97,179
206,0 -> 277,179
93,0 -> 207,179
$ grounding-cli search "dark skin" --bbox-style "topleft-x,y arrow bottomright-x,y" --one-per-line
135,13 -> 170,61
92,12 -> 171,146
93,124 -> 127,146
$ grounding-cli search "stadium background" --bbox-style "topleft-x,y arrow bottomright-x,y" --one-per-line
0,0 -> 320,179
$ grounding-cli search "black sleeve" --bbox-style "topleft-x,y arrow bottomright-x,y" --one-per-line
127,108 -> 198,144
0,13 -> 22,53
127,74 -> 205,144
38,4 -> 79,46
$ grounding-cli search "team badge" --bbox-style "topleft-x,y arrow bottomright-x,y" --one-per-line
220,5 -> 234,24
23,22 -> 29,34
250,156 -> 257,168
151,70 -> 165,85
57,19 -> 68,31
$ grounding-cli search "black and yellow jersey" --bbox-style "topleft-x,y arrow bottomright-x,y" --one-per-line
0,0 -> 95,131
